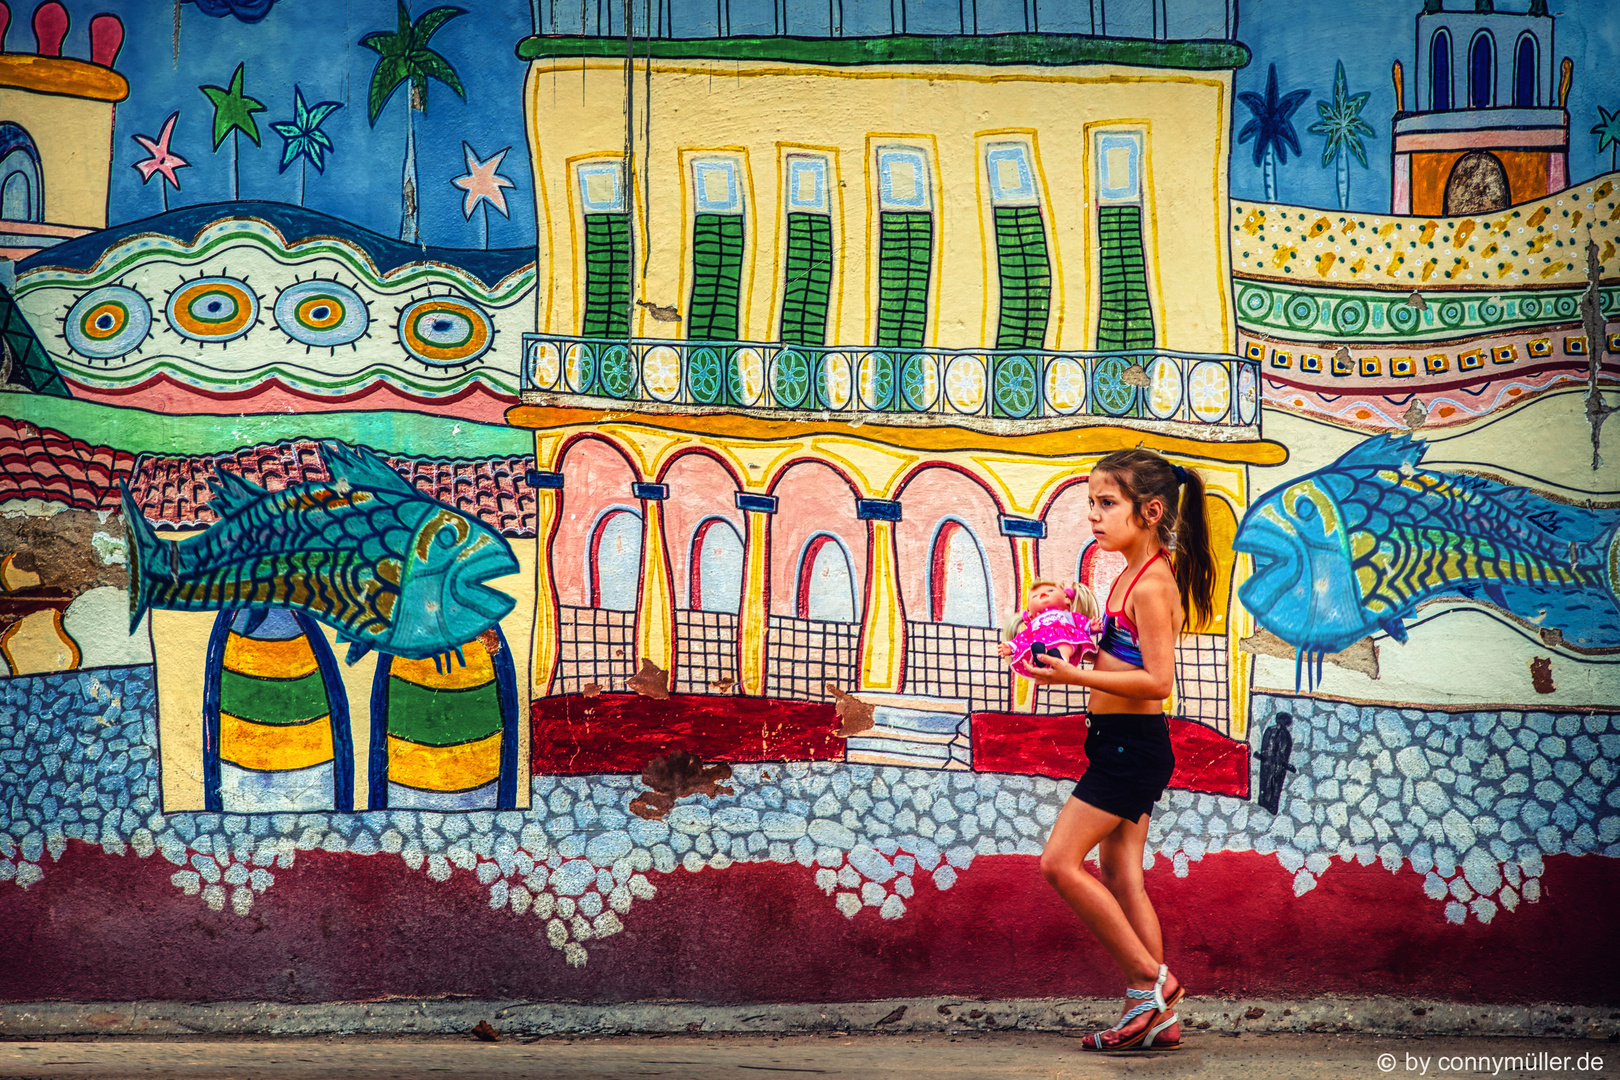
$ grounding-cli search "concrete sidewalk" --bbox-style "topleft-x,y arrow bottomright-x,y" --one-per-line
1,1032 -> 1618,1080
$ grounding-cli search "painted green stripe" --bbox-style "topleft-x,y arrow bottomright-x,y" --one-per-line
516,34 -> 1251,71
386,677 -> 504,746
218,667 -> 330,726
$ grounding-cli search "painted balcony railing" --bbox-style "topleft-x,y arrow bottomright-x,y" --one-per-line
521,335 -> 1261,427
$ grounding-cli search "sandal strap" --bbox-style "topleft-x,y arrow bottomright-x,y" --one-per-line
1125,987 -> 1158,1000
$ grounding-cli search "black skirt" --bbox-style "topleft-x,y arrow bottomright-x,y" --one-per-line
1071,712 -> 1176,822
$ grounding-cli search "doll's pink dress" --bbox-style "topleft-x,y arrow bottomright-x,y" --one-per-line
1008,609 -> 1099,678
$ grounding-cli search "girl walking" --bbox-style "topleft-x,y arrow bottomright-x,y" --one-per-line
1021,448 -> 1216,1052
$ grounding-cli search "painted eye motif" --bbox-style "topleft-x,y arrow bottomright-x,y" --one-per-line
63,285 -> 152,359
274,280 -> 370,349
165,276 -> 260,343
396,295 -> 493,366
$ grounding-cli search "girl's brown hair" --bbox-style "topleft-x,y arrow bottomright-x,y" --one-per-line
1090,448 -> 1216,631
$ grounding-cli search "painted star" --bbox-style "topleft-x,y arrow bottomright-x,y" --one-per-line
132,111 -> 190,189
451,143 -> 514,220
199,62 -> 266,150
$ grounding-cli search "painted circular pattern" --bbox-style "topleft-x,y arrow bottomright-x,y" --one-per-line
599,344 -> 634,398
688,347 -> 724,404
166,276 -> 258,343
528,340 -> 562,390
1553,294 -> 1579,318
1330,297 -> 1369,335
771,348 -> 811,408
992,355 -> 1037,418
1188,360 -> 1231,422
859,352 -> 895,410
944,354 -> 986,413
273,280 -> 368,348
1236,363 -> 1258,425
64,285 -> 151,359
1043,356 -> 1086,415
1438,299 -> 1467,328
564,343 -> 594,393
642,345 -> 681,401
730,347 -> 765,406
397,296 -> 493,365
1145,355 -> 1183,420
1386,299 -> 1420,333
1517,296 -> 1541,319
818,352 -> 852,409
1478,298 -> 1502,323
1283,293 -> 1319,330
1238,285 -> 1271,318
1091,355 -> 1137,416
901,353 -> 938,411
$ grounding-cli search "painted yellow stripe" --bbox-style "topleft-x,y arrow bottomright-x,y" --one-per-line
223,633 -> 319,679
390,648 -> 495,690
387,731 -> 502,792
219,712 -> 333,772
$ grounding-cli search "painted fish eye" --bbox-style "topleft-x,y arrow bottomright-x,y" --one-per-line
1293,495 -> 1319,522
437,525 -> 458,546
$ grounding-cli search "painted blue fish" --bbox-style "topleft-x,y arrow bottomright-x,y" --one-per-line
121,441 -> 519,662
1234,434 -> 1620,671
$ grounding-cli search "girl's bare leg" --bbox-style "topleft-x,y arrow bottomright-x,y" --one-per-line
1039,797 -> 1161,987
1098,811 -> 1163,967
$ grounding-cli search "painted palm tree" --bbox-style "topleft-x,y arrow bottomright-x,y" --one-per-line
199,63 -> 266,201
1593,106 -> 1620,174
1238,63 -> 1310,203
361,2 -> 467,245
271,87 -> 343,206
1308,61 -> 1375,210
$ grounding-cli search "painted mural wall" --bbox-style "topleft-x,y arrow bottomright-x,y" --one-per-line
0,0 -> 1616,1007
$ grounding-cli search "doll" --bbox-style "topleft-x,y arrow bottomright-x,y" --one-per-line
997,580 -> 1099,679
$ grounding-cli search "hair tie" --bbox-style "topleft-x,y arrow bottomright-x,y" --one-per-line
1172,464 -> 1191,486
1063,586 -> 1076,599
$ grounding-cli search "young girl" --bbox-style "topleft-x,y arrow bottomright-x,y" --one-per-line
1020,448 -> 1215,1053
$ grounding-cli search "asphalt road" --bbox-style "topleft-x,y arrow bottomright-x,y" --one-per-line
1,1033 -> 1617,1080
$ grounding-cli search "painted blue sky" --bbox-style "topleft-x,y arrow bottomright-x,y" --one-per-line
30,0 -> 1620,245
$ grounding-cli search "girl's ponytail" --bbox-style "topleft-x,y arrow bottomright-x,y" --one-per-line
1091,449 -> 1218,632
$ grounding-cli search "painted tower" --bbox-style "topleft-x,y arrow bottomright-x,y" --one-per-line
1392,0 -> 1571,215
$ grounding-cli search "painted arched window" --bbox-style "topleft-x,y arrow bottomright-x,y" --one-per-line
589,507 -> 643,610
929,519 -> 992,627
1430,30 -> 1452,110
690,517 -> 744,614
1470,33 -> 1495,108
0,122 -> 43,222
1078,540 -> 1128,612
797,534 -> 856,622
1513,34 -> 1538,106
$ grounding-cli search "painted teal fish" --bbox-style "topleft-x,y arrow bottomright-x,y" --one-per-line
1234,434 -> 1620,675
121,442 -> 519,662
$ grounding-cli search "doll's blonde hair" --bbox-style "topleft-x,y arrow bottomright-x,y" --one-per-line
1002,580 -> 1098,639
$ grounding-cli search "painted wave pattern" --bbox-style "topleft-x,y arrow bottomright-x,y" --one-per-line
1230,178 -> 1620,288
1260,370 -> 1594,431
1,669 -> 1616,968
17,221 -> 533,403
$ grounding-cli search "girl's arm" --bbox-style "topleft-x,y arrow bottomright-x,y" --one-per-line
1025,576 -> 1179,700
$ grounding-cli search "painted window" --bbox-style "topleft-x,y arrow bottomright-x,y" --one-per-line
577,161 -> 629,337
797,533 -> 856,622
1078,539 -> 1127,610
930,520 -> 992,627
1470,33 -> 1494,109
779,155 -> 834,347
690,517 -> 744,614
1513,34 -> 1538,106
1094,132 -> 1154,351
1430,30 -> 1452,110
985,143 -> 1051,351
688,157 -> 746,342
589,506 -> 643,611
875,146 -> 933,349
0,123 -> 42,223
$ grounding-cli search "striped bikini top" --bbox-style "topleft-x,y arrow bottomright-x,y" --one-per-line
1095,550 -> 1169,668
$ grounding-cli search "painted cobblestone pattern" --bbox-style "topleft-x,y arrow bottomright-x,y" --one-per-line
2,670 -> 1616,965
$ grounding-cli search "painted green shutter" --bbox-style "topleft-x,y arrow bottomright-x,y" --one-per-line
993,206 -> 1051,350
1096,204 -> 1154,351
876,211 -> 931,349
581,212 -> 630,337
688,213 -> 746,341
779,213 -> 833,347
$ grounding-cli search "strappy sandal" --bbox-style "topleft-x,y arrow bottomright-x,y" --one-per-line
1078,965 -> 1184,1052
